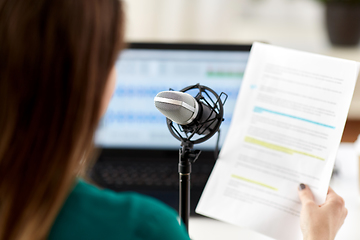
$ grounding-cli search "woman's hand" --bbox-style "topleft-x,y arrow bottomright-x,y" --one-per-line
298,184 -> 347,240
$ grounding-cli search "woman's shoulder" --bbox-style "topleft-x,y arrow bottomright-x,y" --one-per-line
48,179 -> 190,240
66,178 -> 162,211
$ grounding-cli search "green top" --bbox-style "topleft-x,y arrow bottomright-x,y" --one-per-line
48,179 -> 190,240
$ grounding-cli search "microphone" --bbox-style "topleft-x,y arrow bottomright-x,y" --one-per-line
154,91 -> 199,125
153,84 -> 227,232
154,91 -> 219,135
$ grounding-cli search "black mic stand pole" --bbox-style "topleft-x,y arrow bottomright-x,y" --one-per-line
178,141 -> 201,233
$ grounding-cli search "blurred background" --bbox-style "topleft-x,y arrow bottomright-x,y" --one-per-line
122,0 -> 360,139
92,2 -> 360,238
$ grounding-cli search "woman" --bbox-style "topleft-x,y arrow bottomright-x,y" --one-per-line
0,0 -> 347,240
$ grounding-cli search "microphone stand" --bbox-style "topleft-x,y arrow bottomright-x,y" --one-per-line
178,141 -> 201,232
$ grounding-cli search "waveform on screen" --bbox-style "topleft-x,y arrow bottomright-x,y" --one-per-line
114,86 -> 168,98
102,111 -> 166,125
223,115 -> 232,125
206,70 -> 244,78
102,110 -> 234,128
113,86 -> 241,99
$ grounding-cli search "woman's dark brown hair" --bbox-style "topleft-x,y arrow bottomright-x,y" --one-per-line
0,0 -> 125,239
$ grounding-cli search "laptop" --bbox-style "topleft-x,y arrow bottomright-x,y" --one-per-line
91,43 -> 252,215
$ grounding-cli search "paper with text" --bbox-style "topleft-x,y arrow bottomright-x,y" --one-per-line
196,42 -> 360,240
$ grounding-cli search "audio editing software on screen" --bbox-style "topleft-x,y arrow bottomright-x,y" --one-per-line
95,49 -> 250,150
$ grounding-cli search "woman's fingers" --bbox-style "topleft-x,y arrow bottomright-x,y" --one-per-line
298,185 -> 347,240
298,184 -> 315,205
325,188 -> 345,210
327,187 -> 337,198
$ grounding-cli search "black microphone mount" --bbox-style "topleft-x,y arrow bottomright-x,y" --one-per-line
165,84 -> 227,233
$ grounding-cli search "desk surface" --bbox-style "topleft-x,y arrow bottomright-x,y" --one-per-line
188,143 -> 360,240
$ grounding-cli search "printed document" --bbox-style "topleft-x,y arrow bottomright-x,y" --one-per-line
196,42 -> 360,240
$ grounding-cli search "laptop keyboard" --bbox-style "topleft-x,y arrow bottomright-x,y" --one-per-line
90,159 -> 214,192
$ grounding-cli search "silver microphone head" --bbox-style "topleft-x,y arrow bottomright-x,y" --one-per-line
154,91 -> 199,125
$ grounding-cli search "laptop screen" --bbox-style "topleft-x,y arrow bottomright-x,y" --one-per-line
95,44 -> 251,150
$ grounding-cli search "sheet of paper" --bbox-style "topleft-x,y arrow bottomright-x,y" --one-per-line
196,42 -> 360,240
